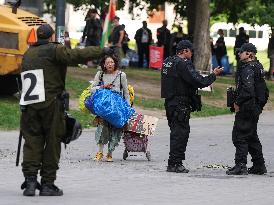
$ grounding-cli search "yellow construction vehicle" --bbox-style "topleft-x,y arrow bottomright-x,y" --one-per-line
0,3 -> 45,94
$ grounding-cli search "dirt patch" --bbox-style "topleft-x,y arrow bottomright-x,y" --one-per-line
68,68 -> 161,99
67,67 -> 274,112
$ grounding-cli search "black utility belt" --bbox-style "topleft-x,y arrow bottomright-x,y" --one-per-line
167,95 -> 191,101
57,91 -> 70,111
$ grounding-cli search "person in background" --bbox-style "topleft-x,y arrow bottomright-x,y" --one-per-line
234,27 -> 249,67
267,31 -> 274,80
91,54 -> 130,162
157,20 -> 171,59
109,16 -> 125,60
121,24 -> 130,56
215,29 -> 227,67
82,8 -> 102,47
134,21 -> 152,68
170,26 -> 188,56
64,31 -> 71,49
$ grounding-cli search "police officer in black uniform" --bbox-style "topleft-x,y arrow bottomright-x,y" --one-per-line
226,43 -> 268,175
161,40 -> 223,173
19,24 -> 106,196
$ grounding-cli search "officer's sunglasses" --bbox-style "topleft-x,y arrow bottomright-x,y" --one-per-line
183,49 -> 193,53
239,50 -> 249,55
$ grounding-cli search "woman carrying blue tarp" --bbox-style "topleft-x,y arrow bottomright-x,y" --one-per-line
90,54 -> 130,162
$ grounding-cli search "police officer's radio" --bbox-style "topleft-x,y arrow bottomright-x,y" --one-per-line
227,86 -> 236,112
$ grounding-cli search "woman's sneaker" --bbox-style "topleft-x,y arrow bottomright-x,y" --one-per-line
106,154 -> 113,162
93,152 -> 103,161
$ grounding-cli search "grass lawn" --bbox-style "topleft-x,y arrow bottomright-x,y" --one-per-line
0,97 -> 21,130
1,65 -> 273,130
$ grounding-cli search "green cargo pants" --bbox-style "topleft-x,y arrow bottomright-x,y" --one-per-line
21,99 -> 65,184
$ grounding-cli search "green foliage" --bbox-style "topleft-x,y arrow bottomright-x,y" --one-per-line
44,0 -> 126,16
69,110 -> 95,129
66,75 -> 90,98
0,97 -> 20,130
192,104 -> 231,117
210,0 -> 249,24
134,96 -> 164,110
240,0 -> 274,28
43,0 -> 273,30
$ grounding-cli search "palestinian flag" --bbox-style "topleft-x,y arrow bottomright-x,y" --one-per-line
100,0 -> 116,48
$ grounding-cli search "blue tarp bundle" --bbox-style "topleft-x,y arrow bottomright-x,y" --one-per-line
85,89 -> 135,128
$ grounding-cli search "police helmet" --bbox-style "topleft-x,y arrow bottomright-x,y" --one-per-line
239,43 -> 257,54
176,40 -> 193,53
62,114 -> 82,144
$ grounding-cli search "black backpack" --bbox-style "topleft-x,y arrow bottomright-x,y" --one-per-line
251,61 -> 269,108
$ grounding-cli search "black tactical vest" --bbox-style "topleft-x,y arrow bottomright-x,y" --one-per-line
249,61 -> 269,108
161,56 -> 190,99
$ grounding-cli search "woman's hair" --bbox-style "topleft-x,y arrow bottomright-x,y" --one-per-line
100,55 -> 119,72
85,8 -> 97,21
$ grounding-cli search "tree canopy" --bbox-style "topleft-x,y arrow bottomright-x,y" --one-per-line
43,0 -> 273,71
44,0 -> 273,31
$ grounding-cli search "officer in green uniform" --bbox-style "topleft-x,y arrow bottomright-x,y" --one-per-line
19,24 -> 103,196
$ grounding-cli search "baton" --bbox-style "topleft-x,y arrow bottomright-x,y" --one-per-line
16,131 -> 23,166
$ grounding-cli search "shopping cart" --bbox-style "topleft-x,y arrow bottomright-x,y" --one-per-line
123,131 -> 151,161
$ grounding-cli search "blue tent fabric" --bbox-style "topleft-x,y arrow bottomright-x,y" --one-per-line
212,55 -> 231,74
85,89 -> 135,128
221,55 -> 230,74
212,55 -> 218,69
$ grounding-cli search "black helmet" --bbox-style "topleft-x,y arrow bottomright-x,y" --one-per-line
37,24 -> 54,39
176,40 -> 193,53
62,114 -> 82,144
239,43 -> 257,54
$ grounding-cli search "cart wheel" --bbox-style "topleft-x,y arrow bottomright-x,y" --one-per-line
123,150 -> 128,160
146,151 -> 151,161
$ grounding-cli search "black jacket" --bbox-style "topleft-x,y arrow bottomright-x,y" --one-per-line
161,56 -> 216,100
83,18 -> 102,40
156,26 -> 171,46
235,60 -> 263,108
134,27 -> 152,45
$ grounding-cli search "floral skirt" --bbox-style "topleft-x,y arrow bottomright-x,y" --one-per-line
95,120 -> 123,153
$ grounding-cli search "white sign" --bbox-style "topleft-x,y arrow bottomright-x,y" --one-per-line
198,71 -> 213,92
127,113 -> 159,136
20,69 -> 45,105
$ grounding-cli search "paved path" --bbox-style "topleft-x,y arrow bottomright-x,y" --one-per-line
0,112 -> 273,205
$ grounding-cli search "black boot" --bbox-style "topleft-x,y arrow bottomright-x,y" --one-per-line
21,176 -> 41,196
226,163 -> 248,175
248,164 -> 267,175
167,164 -> 189,173
39,183 -> 63,196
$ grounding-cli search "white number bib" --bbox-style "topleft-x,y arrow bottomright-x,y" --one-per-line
20,69 -> 45,105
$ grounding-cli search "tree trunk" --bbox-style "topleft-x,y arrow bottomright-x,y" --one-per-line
193,0 -> 211,71
186,0 -> 197,39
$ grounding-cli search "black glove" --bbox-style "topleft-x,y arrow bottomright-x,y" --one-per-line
102,46 -> 115,56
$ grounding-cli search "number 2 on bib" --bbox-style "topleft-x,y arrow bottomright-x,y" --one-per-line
20,69 -> 46,105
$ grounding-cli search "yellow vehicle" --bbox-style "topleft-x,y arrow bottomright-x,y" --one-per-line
0,4 -> 45,94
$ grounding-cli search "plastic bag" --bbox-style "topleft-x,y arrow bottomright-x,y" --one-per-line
79,85 -> 92,113
85,89 -> 135,128
128,84 -> 134,106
